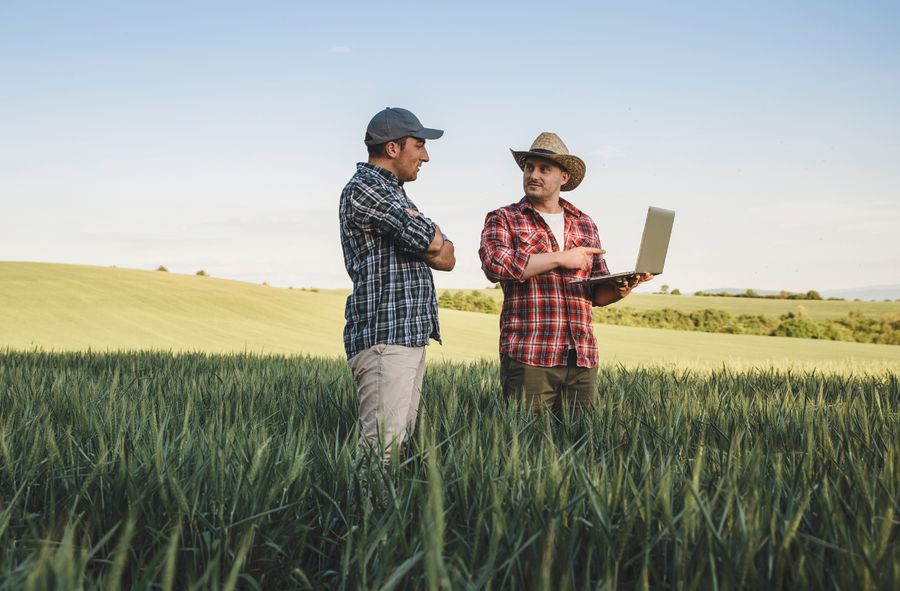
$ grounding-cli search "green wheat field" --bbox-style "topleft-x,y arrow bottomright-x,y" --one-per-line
1,262 -> 899,588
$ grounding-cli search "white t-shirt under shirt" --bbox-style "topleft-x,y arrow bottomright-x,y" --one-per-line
537,210 -> 565,251
536,209 -> 576,351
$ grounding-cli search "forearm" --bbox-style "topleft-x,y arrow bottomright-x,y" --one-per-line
520,252 -> 561,280
592,283 -> 623,307
422,240 -> 455,271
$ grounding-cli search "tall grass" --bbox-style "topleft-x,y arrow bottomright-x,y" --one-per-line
0,351 -> 897,589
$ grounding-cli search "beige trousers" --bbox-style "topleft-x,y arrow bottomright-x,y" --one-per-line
348,344 -> 426,459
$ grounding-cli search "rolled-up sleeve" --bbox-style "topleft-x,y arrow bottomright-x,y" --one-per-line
590,223 -> 610,276
349,185 -> 436,253
479,211 -> 531,283
592,252 -> 610,276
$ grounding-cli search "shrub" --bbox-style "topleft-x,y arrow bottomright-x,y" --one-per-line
772,313 -> 824,339
156,265 -> 168,272
438,291 -> 499,314
196,270 -> 208,277
671,288 -> 681,295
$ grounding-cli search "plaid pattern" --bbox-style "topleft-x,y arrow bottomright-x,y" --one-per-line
479,197 -> 609,368
340,162 -> 440,360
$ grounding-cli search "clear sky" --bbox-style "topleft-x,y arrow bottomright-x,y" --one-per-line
2,0 -> 898,293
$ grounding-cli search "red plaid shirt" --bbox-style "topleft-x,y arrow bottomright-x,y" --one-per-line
479,197 -> 609,368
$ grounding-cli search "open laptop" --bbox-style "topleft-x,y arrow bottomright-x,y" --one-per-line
570,206 -> 675,286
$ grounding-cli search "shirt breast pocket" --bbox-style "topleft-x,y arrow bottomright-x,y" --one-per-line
568,232 -> 598,280
517,230 -> 548,256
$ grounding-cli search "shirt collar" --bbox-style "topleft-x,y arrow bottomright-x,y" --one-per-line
357,162 -> 402,187
517,196 -> 583,217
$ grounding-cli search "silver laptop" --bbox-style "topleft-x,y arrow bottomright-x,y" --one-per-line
570,206 -> 675,286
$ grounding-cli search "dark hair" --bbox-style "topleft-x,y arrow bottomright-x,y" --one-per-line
366,136 -> 409,158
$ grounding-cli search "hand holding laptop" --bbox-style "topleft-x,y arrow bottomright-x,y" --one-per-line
614,272 -> 654,297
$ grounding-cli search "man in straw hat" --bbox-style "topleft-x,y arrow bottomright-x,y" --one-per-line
340,107 -> 455,461
479,132 -> 651,412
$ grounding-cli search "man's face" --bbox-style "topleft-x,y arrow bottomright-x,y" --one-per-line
522,157 -> 569,201
392,137 -> 429,183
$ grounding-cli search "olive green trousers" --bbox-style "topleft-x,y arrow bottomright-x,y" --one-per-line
500,353 -> 598,413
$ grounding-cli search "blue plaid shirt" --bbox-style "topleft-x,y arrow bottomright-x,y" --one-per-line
339,162 -> 441,359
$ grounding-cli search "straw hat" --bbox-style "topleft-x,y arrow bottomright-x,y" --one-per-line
511,132 -> 586,191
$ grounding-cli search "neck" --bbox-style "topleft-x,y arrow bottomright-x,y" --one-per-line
368,157 -> 400,179
527,194 -> 563,214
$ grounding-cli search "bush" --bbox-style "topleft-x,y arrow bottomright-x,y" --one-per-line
196,270 -> 208,277
438,291 -> 499,314
156,265 -> 168,272
671,288 -> 681,295
772,313 -> 825,339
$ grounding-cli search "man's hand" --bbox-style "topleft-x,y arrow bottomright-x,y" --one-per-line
556,247 -> 606,271
592,273 -> 653,306
421,239 -> 455,271
615,272 -> 653,298
520,247 -> 606,280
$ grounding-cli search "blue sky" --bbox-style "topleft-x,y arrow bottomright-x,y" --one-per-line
2,1 -> 898,292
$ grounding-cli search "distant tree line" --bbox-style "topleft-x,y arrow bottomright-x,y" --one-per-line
591,307 -> 899,345
692,288 -> 841,301
436,293 -> 899,345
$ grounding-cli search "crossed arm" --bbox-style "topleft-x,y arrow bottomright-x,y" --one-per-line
345,185 -> 455,272
406,209 -> 455,271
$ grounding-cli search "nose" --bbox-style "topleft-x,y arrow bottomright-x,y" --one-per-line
420,146 -> 429,162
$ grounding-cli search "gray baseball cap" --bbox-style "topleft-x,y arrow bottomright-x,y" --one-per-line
364,107 -> 444,145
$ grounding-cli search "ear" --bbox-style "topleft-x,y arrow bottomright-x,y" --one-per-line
385,140 -> 401,159
560,170 -> 571,185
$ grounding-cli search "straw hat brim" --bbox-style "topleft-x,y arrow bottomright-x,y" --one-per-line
510,149 -> 585,191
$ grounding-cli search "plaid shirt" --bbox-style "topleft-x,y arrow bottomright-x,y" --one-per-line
479,197 -> 609,368
339,162 -> 440,360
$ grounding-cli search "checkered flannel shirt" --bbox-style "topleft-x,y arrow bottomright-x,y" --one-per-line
479,197 -> 609,368
339,162 -> 440,360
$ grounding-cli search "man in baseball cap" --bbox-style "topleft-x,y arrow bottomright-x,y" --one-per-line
339,107 -> 454,463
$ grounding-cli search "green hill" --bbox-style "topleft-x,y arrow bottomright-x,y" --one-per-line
2,262 -> 899,372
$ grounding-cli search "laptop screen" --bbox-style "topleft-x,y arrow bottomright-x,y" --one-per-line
634,206 -> 675,274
